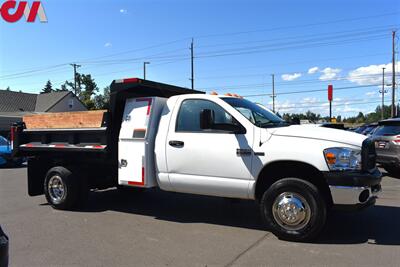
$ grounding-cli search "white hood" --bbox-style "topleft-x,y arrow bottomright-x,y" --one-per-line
268,125 -> 366,147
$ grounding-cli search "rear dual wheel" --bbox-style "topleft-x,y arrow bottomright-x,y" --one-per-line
44,166 -> 88,210
260,178 -> 327,242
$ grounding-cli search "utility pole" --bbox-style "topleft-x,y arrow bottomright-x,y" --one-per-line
271,74 -> 276,113
143,62 -> 150,80
70,63 -> 81,95
190,38 -> 194,90
380,68 -> 387,120
391,30 -> 396,117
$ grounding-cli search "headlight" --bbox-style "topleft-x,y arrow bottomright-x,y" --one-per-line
323,147 -> 361,171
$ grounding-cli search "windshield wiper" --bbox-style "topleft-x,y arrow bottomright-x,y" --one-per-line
258,121 -> 289,128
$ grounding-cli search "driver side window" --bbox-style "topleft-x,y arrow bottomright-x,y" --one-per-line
176,99 -> 234,132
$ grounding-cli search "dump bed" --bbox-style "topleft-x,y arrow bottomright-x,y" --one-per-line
12,78 -> 203,161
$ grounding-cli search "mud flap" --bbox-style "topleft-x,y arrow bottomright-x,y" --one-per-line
27,158 -> 47,196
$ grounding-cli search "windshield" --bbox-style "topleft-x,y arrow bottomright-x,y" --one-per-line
0,136 -> 9,146
221,97 -> 287,128
374,125 -> 400,136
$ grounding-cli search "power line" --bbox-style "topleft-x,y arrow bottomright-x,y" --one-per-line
1,28 -> 394,81
199,72 -> 400,91
196,35 -> 388,59
242,84 -> 380,97
276,100 -> 383,111
196,25 -> 399,49
196,28 -> 395,54
75,37 -> 191,62
195,12 -> 399,39
194,68 -> 397,87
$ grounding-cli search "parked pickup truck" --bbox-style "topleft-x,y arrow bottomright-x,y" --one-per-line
12,78 -> 382,241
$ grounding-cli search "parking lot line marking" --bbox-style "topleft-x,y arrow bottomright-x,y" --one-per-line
224,232 -> 271,267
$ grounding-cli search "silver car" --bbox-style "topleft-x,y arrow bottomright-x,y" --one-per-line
372,118 -> 400,177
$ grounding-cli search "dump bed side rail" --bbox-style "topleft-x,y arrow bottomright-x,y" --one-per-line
12,123 -> 108,157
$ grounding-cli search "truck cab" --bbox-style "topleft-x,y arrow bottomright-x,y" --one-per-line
12,78 -> 382,242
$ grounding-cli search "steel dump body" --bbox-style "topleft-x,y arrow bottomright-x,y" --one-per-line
13,78 -> 203,158
12,78 -> 203,196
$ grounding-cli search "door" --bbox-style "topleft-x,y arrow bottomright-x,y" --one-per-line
166,98 -> 254,198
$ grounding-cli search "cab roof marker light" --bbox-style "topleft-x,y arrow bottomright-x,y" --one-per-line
210,91 -> 218,95
225,93 -> 233,96
123,78 -> 139,83
115,78 -> 140,84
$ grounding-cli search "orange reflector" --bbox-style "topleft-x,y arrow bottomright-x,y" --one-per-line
225,93 -> 233,96
325,152 -> 336,164
210,91 -> 218,95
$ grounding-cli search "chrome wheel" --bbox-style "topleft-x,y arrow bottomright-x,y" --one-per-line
272,192 -> 311,231
48,175 -> 66,204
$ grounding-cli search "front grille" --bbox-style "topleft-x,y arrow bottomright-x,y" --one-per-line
361,138 -> 376,172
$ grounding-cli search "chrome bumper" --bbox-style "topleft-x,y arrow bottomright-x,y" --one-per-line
329,184 -> 381,205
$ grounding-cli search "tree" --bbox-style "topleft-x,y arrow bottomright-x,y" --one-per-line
94,86 -> 110,110
6,86 -> 10,91
57,73 -> 100,109
42,80 -> 54,93
79,74 -> 99,110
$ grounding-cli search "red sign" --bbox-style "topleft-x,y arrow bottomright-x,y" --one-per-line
328,85 -> 333,101
0,0 -> 47,23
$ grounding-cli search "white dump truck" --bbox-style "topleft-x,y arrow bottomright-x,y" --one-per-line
12,78 -> 381,241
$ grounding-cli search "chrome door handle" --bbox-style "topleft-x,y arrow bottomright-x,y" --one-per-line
169,140 -> 184,147
236,149 -> 252,156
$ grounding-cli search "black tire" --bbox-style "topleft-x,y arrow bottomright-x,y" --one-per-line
383,165 -> 400,178
260,178 -> 327,242
44,166 -> 88,210
0,225 -> 8,267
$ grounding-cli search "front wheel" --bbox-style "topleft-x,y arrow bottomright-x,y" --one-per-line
260,178 -> 327,242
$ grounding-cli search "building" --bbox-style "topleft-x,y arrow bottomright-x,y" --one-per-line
0,90 -> 87,136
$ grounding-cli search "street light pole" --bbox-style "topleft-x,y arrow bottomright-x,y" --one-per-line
143,62 -> 150,80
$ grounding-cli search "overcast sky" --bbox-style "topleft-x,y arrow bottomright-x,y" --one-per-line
0,0 -> 399,117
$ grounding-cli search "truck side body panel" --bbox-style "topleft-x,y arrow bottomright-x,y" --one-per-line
118,97 -> 166,188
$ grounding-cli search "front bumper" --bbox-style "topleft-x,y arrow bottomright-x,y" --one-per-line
323,168 -> 382,209
376,154 -> 400,166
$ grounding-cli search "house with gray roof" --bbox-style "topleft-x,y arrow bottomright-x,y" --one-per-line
0,90 -> 87,135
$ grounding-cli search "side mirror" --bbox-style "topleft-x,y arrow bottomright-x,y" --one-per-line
200,109 -> 214,129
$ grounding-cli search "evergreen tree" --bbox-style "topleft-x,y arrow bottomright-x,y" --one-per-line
94,86 -> 110,110
42,80 -> 54,93
79,74 -> 99,110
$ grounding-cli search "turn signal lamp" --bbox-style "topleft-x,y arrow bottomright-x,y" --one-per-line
325,152 -> 336,165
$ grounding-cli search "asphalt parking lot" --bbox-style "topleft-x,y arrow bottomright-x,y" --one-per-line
0,167 -> 399,267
